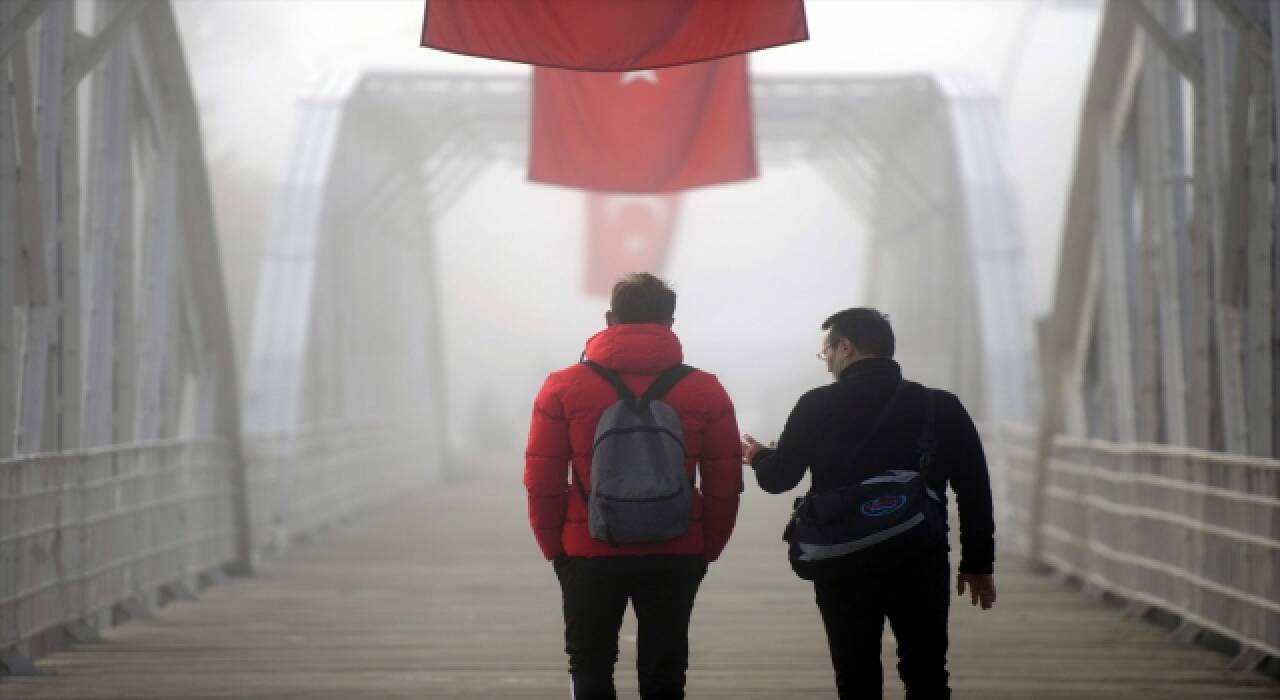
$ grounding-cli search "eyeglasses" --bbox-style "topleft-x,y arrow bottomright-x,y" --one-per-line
815,346 -> 831,361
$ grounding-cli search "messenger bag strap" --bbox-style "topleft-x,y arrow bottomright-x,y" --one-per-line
834,380 -> 905,476
917,387 -> 937,468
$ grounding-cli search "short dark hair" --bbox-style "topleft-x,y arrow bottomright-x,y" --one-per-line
821,307 -> 894,358
610,273 -> 676,324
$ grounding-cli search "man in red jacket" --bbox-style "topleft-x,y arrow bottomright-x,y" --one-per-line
525,273 -> 743,700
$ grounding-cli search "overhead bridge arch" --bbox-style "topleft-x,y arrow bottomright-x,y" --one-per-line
244,71 -> 1036,546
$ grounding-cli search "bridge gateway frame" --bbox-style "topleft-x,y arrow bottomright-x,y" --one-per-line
3,0 -> 1063,676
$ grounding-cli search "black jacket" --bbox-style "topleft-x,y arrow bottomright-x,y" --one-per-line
750,357 -> 995,575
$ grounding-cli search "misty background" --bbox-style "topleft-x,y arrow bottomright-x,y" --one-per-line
173,0 -> 1102,474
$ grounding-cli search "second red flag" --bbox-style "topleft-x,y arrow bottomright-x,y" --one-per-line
530,55 -> 758,194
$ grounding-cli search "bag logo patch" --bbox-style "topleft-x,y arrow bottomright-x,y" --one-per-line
860,495 -> 908,517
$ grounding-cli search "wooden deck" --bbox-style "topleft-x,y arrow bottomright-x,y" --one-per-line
1,478 -> 1276,699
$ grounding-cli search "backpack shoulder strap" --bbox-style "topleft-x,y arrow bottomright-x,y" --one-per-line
639,364 -> 695,408
582,360 -> 636,402
571,467 -> 590,502
916,385 -> 937,468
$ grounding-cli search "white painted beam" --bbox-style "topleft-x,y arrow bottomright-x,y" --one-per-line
0,5 -> 17,457
1200,4 -> 1249,454
79,11 -> 130,448
1128,0 -> 1203,85
0,0 -> 52,62
1096,126 -> 1138,443
133,132 -> 177,441
14,4 -> 68,454
1272,0 -> 1280,459
1244,57 -> 1273,457
57,2 -> 82,451
129,28 -> 177,443
1140,23 -> 1190,447
11,29 -> 49,307
60,0 -> 145,101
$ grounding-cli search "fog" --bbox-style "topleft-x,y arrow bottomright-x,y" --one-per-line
172,0 -> 1103,472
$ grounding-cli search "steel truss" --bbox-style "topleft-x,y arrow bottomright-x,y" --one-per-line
0,0 -> 245,671
1006,0 -> 1280,669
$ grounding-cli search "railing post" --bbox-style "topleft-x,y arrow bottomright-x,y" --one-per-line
1028,317 -> 1062,570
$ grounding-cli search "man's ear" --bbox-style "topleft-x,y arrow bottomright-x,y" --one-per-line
605,311 -> 616,327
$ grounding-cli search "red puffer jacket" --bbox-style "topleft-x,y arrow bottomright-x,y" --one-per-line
524,323 -> 743,561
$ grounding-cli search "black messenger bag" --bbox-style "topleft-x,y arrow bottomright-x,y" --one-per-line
784,382 -> 945,580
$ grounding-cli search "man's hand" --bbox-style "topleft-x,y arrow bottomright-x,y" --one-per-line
957,573 -> 996,610
740,434 -> 775,465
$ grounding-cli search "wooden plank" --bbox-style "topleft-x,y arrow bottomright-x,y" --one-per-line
0,483 -> 1276,699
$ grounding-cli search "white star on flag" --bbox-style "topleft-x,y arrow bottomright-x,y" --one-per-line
619,70 -> 659,86
605,197 -> 665,255
624,234 -> 649,254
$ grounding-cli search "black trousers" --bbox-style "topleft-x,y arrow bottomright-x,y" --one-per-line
553,554 -> 707,700
813,543 -> 951,699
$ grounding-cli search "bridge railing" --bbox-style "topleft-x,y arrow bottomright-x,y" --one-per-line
992,422 -> 1280,662
0,424 -> 434,663
0,439 -> 239,658
240,422 -> 435,560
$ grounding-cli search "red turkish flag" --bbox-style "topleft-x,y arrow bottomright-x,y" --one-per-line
530,55 -> 757,193
420,0 -> 807,72
585,194 -> 682,296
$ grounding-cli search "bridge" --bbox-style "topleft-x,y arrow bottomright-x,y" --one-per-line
1,0 -> 1278,696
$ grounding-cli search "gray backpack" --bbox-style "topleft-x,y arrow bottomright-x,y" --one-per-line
573,361 -> 695,545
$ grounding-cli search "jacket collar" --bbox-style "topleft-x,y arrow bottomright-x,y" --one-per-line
584,323 -> 683,374
837,356 -> 901,384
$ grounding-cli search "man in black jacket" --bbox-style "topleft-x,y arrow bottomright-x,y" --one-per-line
742,307 -> 996,700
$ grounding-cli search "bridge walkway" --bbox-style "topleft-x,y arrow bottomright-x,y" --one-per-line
0,479 -> 1275,699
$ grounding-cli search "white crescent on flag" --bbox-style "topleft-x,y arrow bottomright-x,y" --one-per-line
619,70 -> 659,86
584,194 -> 681,296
